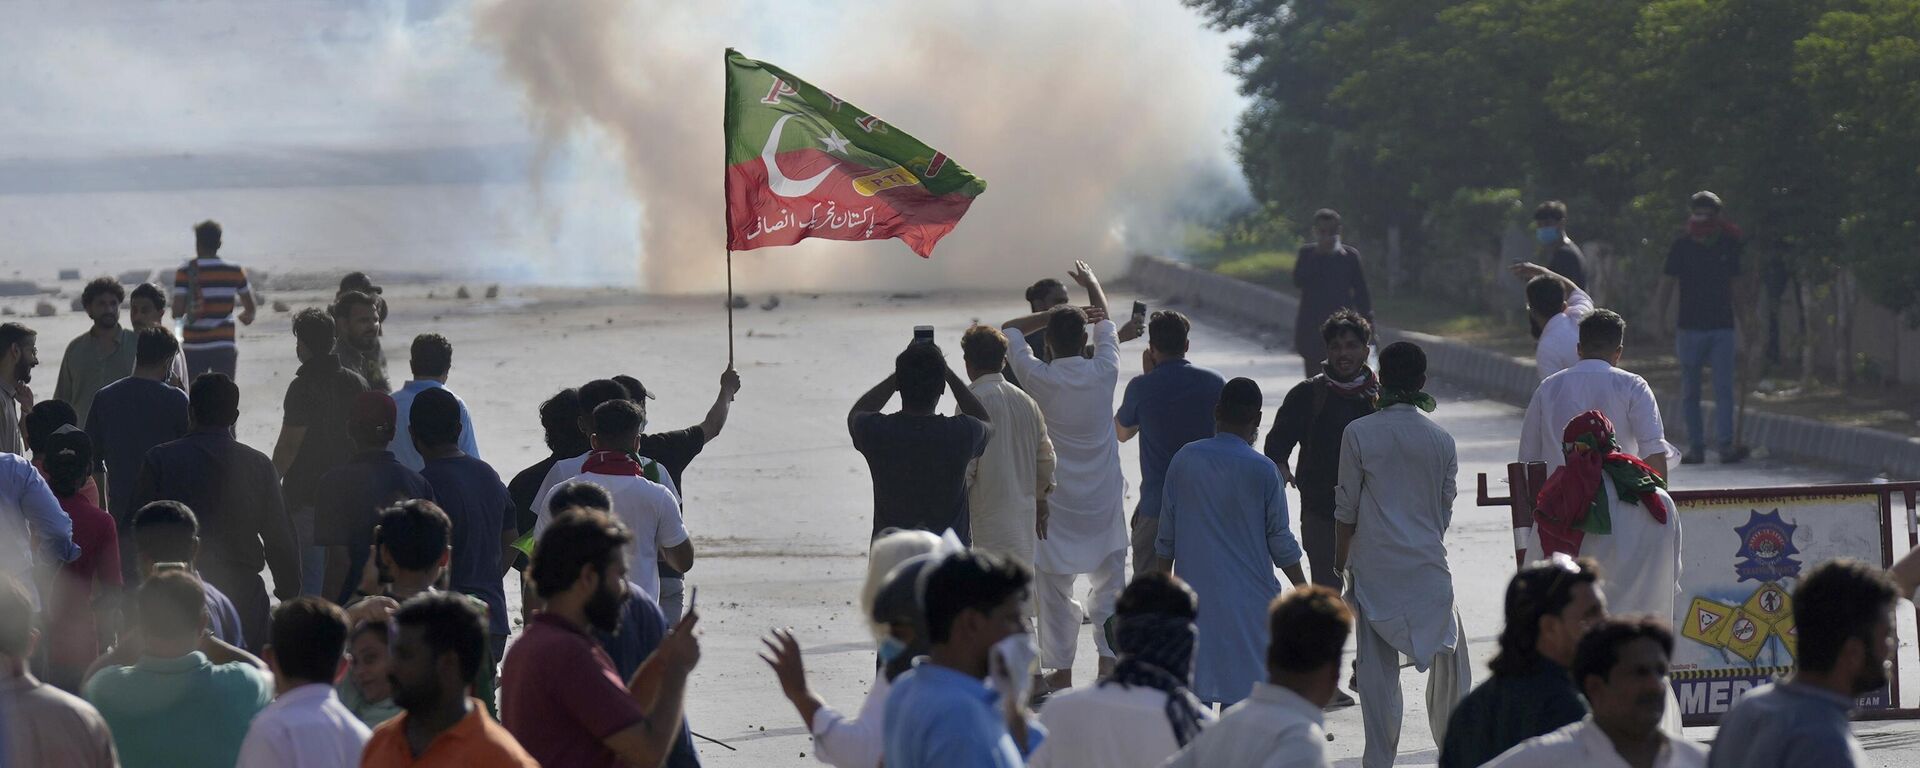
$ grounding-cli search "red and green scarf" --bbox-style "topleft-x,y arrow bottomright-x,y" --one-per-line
1533,410 -> 1669,557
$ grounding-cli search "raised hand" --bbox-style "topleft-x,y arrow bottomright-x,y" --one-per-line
757,628 -> 809,702
1068,260 -> 1097,288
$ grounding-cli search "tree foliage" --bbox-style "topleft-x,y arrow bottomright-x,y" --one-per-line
1190,0 -> 1920,313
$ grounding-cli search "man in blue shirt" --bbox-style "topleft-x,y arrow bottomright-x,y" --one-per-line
411,386 -> 515,661
1114,311 -> 1224,576
390,333 -> 480,472
1709,559 -> 1896,768
885,551 -> 1043,767
1153,377 -> 1307,706
86,327 -> 190,571
315,392 -> 433,604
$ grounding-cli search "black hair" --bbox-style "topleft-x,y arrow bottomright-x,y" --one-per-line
194,220 -> 222,253
291,307 -> 334,357
1025,278 -> 1065,304
530,509 -> 632,599
138,568 -> 207,639
1378,341 -> 1427,391
132,501 -> 198,562
22,400 -> 78,456
1115,571 -> 1198,621
578,379 -> 629,416
1794,558 -> 1899,673
1533,200 -> 1568,223
922,551 -> 1031,644
592,398 -> 645,443
331,290 -> 378,323
1268,585 -> 1352,674
0,323 -> 33,358
548,480 -> 613,517
1046,305 -> 1089,359
1578,309 -> 1626,353
43,428 -> 91,499
894,342 -> 946,412
130,282 -> 167,311
1489,557 -> 1602,677
1148,311 -> 1191,356
189,372 -> 241,427
960,325 -> 1008,373
1320,308 -> 1371,346
1215,377 -> 1263,426
136,326 -> 180,367
409,387 -> 463,449
393,592 -> 487,684
1572,616 -> 1673,689
81,277 -> 125,307
539,388 -> 589,455
1312,208 -> 1342,227
378,500 -> 451,572
410,333 -> 453,378
1526,275 -> 1568,318
270,596 -> 350,685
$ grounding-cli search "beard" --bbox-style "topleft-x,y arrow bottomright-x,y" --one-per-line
1852,655 -> 1889,695
585,580 -> 624,634
390,672 -> 438,712
13,359 -> 31,384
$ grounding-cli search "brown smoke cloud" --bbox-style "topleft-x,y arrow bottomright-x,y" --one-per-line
476,0 -> 1247,294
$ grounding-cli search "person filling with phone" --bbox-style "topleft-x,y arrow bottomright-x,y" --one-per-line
1114,310 -> 1224,577
848,336 -> 992,542
882,550 -> 1043,767
342,500 -> 497,715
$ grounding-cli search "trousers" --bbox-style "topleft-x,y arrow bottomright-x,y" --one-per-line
1354,603 -> 1471,768
1676,327 -> 1736,453
1128,512 -> 1160,577
1035,548 -> 1125,670
185,345 -> 238,381
1300,510 -> 1342,589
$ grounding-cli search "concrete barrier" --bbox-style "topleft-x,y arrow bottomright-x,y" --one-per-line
1129,255 -> 1920,480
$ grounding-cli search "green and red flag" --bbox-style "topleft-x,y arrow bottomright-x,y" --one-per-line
724,49 -> 986,257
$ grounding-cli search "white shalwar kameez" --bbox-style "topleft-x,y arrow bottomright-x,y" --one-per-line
1335,404 -> 1473,768
1006,319 -> 1128,670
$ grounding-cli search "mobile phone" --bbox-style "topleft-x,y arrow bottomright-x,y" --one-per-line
687,586 -> 699,615
1132,301 -> 1147,318
913,325 -> 934,344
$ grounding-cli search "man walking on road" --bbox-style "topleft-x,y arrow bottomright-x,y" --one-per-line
1116,310 -> 1223,577
1154,377 -> 1307,707
1521,310 -> 1675,476
1653,190 -> 1750,465
54,277 -> 136,424
961,324 -> 1053,574
172,221 -> 256,381
1335,341 -> 1472,768
1293,209 -> 1373,379
849,341 -> 992,541
1004,262 -> 1129,692
1265,309 -> 1376,592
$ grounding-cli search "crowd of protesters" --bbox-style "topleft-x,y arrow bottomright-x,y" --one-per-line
1,205 -> 1915,768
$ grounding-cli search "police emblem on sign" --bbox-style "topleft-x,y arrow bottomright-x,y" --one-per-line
1734,509 -> 1802,582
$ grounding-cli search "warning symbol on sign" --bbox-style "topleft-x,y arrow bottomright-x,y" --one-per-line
1775,615 -> 1798,659
1742,582 -> 1792,624
1682,597 -> 1735,648
1725,611 -> 1773,661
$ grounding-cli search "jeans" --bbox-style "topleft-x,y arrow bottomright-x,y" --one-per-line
290,505 -> 327,597
1676,328 -> 1737,454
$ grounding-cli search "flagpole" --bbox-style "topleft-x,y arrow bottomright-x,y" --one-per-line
725,249 -> 735,368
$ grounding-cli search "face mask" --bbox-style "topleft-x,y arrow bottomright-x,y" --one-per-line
1535,226 -> 1561,244
878,636 -> 908,665
987,633 -> 1038,703
1689,213 -> 1709,224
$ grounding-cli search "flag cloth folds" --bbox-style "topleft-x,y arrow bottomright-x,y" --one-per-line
724,49 -> 986,257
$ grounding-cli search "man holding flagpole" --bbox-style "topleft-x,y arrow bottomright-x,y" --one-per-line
1002,262 -> 1129,695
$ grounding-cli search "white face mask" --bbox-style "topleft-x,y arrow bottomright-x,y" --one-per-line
1331,234 -> 1342,249
987,632 -> 1038,703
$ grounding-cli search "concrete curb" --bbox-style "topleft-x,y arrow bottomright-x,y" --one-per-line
1129,255 -> 1920,480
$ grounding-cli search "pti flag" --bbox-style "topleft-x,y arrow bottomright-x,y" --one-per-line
724,49 -> 985,257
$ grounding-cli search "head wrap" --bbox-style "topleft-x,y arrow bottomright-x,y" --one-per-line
1376,386 -> 1436,412
1100,613 -> 1207,747
1685,215 -> 1744,242
1533,411 -> 1669,557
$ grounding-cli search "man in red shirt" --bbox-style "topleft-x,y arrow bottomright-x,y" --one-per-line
500,508 -> 701,768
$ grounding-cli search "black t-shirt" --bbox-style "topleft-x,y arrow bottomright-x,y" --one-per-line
849,411 -> 989,542
280,354 -> 369,509
639,426 -> 707,580
1263,376 -> 1377,515
1664,234 -> 1743,330
1548,241 -> 1588,289
507,454 -> 564,570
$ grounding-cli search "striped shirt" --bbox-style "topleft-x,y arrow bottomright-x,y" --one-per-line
172,257 -> 252,350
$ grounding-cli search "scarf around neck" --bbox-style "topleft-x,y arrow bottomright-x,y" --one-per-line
1533,410 -> 1669,557
1321,364 -> 1380,402
1376,387 -> 1436,412
582,450 -> 645,477
1101,614 -> 1207,747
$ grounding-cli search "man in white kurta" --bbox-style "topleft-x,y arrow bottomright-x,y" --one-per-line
1004,269 -> 1129,687
1520,310 -> 1675,475
1334,343 -> 1471,768
1512,262 -> 1593,379
961,325 -> 1055,575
